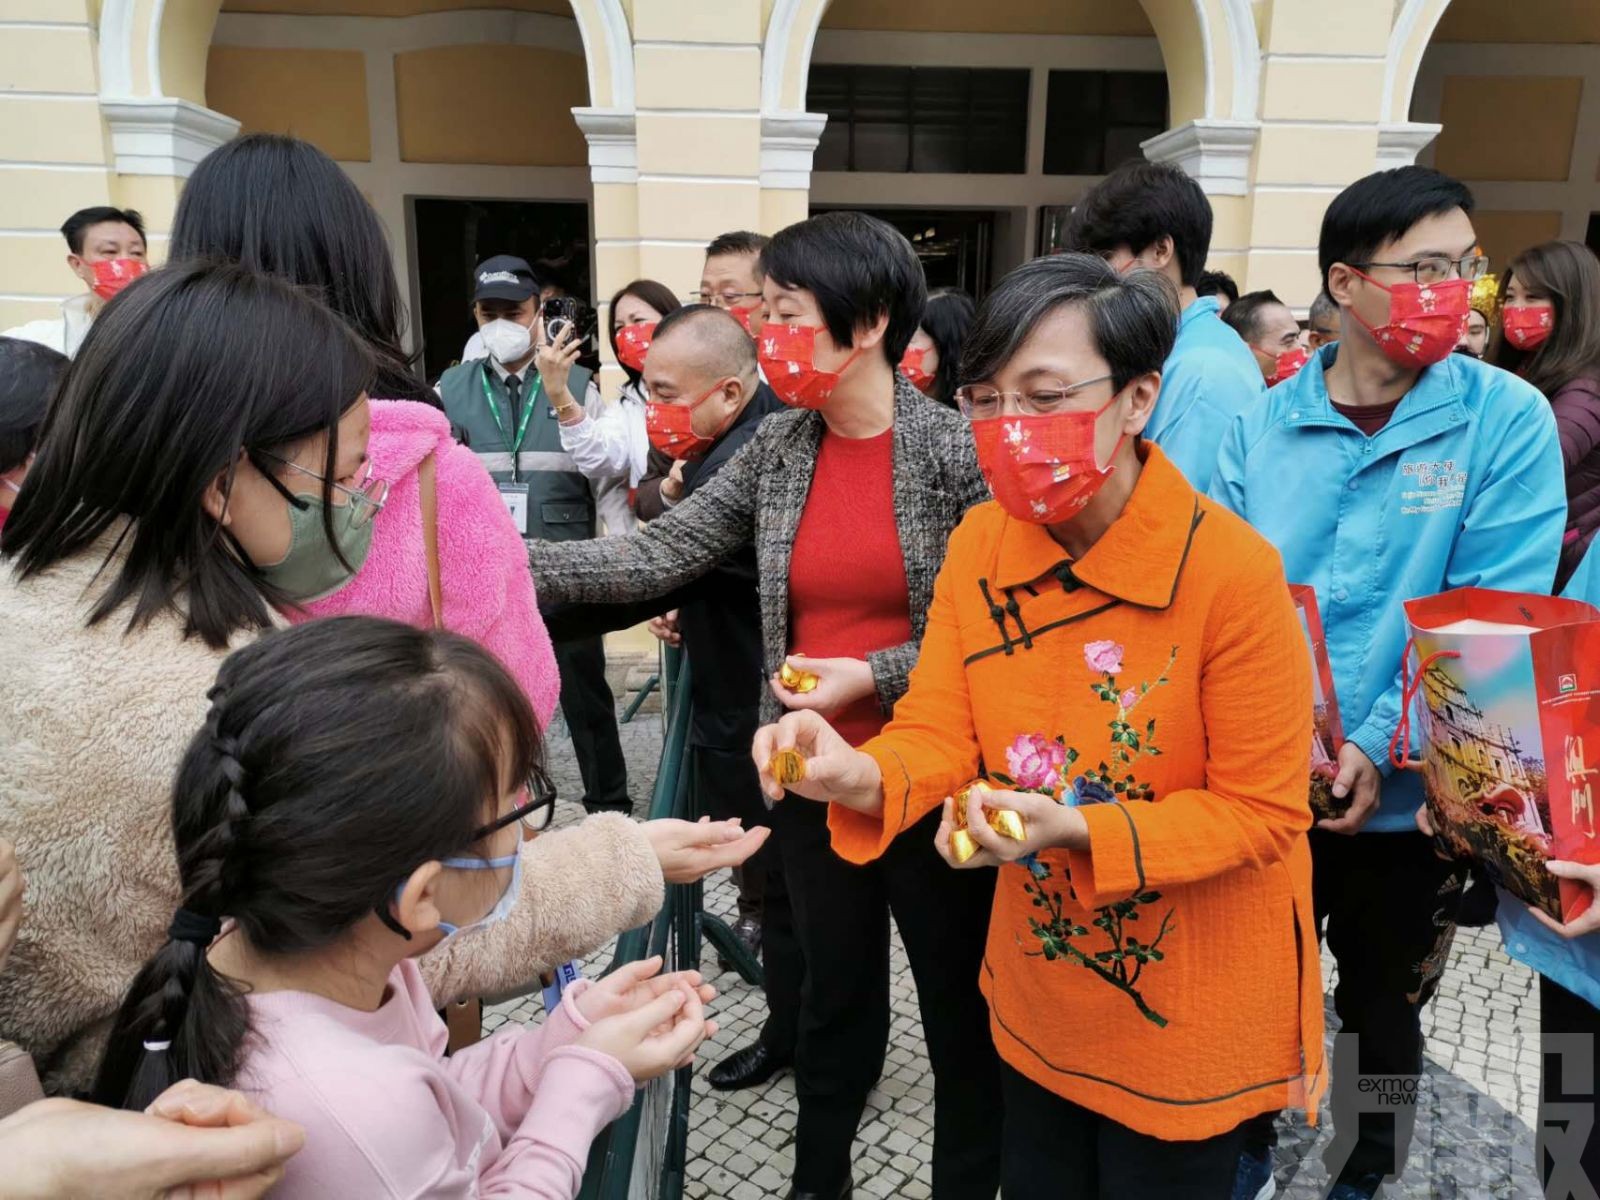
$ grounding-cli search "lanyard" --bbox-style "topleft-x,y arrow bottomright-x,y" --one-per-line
479,363 -> 544,482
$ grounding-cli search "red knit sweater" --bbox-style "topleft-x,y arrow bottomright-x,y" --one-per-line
788,428 -> 910,745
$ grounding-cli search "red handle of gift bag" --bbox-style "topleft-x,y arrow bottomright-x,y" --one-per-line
1388,637 -> 1462,772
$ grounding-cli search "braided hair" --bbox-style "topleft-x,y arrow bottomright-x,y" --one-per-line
91,615 -> 543,1110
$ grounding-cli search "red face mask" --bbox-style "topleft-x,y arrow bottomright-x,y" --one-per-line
728,303 -> 761,338
89,257 -> 146,301
971,393 -> 1125,525
757,324 -> 863,410
1268,346 -> 1312,386
899,345 -> 936,394
1347,270 -> 1470,368
645,379 -> 734,461
1502,305 -> 1554,351
615,321 -> 656,372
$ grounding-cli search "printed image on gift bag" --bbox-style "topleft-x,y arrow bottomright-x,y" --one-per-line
1531,621 -> 1600,923
1395,589 -> 1600,920
1290,585 -> 1347,821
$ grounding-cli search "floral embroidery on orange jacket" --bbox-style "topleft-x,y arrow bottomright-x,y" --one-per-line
829,443 -> 1327,1142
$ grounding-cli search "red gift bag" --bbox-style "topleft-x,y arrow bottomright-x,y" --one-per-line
1393,588 -> 1600,921
1291,585 -> 1348,821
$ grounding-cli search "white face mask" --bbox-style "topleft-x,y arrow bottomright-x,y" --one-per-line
480,317 -> 534,365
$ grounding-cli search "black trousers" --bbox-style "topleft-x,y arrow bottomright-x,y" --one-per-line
553,636 -> 629,810
1000,1064 -> 1247,1199
1540,974 -> 1600,1198
1312,828 -> 1465,1183
693,745 -> 802,1055
772,798 -> 1003,1197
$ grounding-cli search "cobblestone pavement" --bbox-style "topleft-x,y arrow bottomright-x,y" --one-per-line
492,701 -> 1548,1198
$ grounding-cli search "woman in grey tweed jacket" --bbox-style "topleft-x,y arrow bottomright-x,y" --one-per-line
529,213 -> 1002,1200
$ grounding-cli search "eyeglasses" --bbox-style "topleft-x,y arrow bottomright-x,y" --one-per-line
1348,254 -> 1491,286
954,374 -> 1115,421
254,452 -> 389,528
470,765 -> 557,841
690,289 -> 763,309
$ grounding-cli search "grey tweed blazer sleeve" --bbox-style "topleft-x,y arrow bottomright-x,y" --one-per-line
528,377 -> 990,725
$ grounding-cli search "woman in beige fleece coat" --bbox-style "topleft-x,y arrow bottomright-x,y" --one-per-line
0,261 -> 762,1093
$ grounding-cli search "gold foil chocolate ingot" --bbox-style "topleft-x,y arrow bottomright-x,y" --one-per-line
987,808 -> 1027,841
948,828 -> 979,865
953,779 -> 1028,842
768,748 -> 807,787
778,659 -> 820,694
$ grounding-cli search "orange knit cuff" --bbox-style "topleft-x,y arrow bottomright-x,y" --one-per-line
1066,801 -> 1146,908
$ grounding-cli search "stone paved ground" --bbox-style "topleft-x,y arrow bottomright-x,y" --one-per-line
493,699 -> 1550,1198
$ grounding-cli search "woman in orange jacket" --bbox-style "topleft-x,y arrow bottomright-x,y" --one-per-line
755,253 -> 1325,1199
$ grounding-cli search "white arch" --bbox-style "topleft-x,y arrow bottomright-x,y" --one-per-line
1383,0 -> 1452,123
569,0 -> 634,112
1217,0 -> 1261,122
98,0 -> 146,98
762,0 -> 824,115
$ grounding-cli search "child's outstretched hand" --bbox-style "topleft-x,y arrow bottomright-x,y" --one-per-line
577,986 -> 715,1082
573,955 -> 715,1025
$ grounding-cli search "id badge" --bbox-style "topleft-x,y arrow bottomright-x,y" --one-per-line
497,482 -> 530,535
540,959 -> 582,1013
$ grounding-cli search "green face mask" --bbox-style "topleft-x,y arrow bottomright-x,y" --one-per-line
256,492 -> 374,602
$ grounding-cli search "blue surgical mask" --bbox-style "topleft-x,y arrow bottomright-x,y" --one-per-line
394,851 -> 522,944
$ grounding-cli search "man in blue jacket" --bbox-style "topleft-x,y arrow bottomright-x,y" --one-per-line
1067,159 -> 1265,491
1210,166 -> 1567,1200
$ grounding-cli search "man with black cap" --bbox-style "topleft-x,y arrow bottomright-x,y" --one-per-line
438,254 -> 632,815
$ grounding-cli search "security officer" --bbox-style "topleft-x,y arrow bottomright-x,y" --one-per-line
438,254 -> 631,814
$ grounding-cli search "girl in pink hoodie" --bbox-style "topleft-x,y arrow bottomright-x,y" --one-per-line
91,618 -> 715,1198
297,398 -> 559,726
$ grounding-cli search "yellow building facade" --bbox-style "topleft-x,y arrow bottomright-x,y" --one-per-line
3,0 -> 1599,356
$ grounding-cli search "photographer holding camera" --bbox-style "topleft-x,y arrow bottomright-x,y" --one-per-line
439,254 -> 633,816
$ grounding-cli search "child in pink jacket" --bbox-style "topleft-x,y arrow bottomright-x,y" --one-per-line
91,618 -> 714,1197
297,399 -> 560,727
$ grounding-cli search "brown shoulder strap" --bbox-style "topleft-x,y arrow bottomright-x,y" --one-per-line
419,452 -> 443,630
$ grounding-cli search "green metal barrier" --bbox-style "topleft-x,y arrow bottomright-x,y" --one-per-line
576,642 -> 768,1198
577,646 -> 693,1200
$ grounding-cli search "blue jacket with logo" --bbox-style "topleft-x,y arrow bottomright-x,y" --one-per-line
1495,543 -> 1600,1008
1209,345 -> 1566,832
1145,295 -> 1266,493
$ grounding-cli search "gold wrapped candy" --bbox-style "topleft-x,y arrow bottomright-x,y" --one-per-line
778,659 -> 820,694
949,828 -> 979,864
768,748 -> 807,787
946,779 -> 1027,865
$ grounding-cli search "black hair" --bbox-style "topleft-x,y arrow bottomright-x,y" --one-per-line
961,253 -> 1178,391
0,338 -> 66,473
653,303 -> 759,379
1196,269 -> 1239,305
1318,166 -> 1475,294
170,133 -> 435,407
1,260 -> 374,649
1065,160 -> 1214,288
1221,290 -> 1287,344
607,278 -> 683,388
62,206 -> 146,255
91,616 -> 543,1111
760,212 -> 927,364
917,288 -> 976,407
705,230 -> 770,271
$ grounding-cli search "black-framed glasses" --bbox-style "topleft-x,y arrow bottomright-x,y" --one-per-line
471,765 -> 557,841
253,451 -> 389,529
689,288 -> 763,309
1349,254 -> 1491,286
955,374 -> 1115,421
